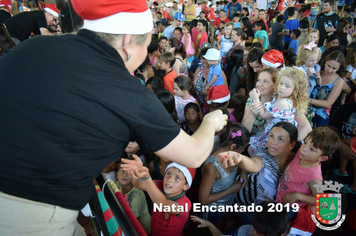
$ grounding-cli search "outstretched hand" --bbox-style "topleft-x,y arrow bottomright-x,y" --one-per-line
218,151 -> 243,168
204,109 -> 228,132
120,154 -> 144,173
190,215 -> 211,228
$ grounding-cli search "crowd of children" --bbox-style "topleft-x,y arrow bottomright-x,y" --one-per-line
90,0 -> 356,235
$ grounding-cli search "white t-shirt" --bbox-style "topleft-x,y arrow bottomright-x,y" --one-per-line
346,64 -> 356,81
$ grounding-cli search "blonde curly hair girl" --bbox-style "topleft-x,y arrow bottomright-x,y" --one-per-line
273,67 -> 309,116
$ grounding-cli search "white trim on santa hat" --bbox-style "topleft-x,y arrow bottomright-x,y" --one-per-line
207,94 -> 231,104
82,9 -> 153,35
44,6 -> 58,18
261,57 -> 282,68
166,163 -> 192,187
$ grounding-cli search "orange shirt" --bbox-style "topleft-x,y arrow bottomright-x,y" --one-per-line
163,70 -> 177,93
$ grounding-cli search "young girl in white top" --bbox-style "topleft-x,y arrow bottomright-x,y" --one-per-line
173,75 -> 200,123
296,41 -> 321,98
248,67 -> 308,155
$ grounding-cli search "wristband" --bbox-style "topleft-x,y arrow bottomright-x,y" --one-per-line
139,174 -> 151,182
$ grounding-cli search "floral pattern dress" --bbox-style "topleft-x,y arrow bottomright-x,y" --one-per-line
249,95 -> 297,154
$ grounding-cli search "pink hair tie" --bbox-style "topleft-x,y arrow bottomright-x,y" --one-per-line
231,130 -> 242,138
303,41 -> 317,51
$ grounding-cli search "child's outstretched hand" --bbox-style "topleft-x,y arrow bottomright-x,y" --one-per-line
218,151 -> 243,168
130,166 -> 150,180
249,88 -> 260,103
190,215 -> 211,228
120,154 -> 144,173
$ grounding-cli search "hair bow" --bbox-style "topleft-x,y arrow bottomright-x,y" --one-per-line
231,130 -> 242,138
303,41 -> 317,51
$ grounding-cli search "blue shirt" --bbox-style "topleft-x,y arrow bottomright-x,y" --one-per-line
207,63 -> 224,87
288,39 -> 299,54
284,18 -> 299,43
226,2 -> 242,20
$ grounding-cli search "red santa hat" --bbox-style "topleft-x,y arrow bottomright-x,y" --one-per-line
71,0 -> 153,34
207,85 -> 231,104
261,49 -> 284,68
44,4 -> 59,18
166,163 -> 196,187
0,0 -> 12,13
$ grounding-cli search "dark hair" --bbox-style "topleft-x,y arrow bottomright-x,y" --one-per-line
182,22 -> 191,32
0,24 -> 15,56
276,14 -> 285,22
273,11 -> 280,17
229,93 -> 248,123
218,118 -> 251,151
198,19 -> 208,29
345,47 -> 356,67
335,18 -> 348,40
251,42 -> 263,49
226,49 -> 244,85
199,47 -> 210,58
292,29 -> 301,38
299,3 -> 312,13
184,102 -> 200,114
246,48 -> 265,92
169,38 -> 186,58
146,76 -> 163,93
134,57 -> 150,82
253,202 -> 288,236
258,9 -> 265,13
320,50 -> 346,77
241,17 -> 253,31
272,122 -> 298,143
242,7 -> 249,16
190,19 -> 198,28
158,36 -> 168,43
156,89 -> 179,124
254,20 -> 266,31
306,127 -> 341,157
324,0 -> 335,6
148,37 -> 158,54
287,6 -> 296,17
174,75 -> 199,103
174,27 -> 183,35
233,12 -> 240,18
286,53 -> 297,66
184,102 -> 201,121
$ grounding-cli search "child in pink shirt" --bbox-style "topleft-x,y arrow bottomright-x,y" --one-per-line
276,127 -> 340,218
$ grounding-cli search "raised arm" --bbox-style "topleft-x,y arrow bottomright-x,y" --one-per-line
218,151 -> 264,173
130,167 -> 184,214
155,109 -> 228,168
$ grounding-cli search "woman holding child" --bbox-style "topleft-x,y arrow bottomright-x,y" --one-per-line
0,0 -> 228,235
220,122 -> 298,224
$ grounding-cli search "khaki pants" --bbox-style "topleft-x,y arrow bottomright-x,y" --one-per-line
0,191 -> 86,236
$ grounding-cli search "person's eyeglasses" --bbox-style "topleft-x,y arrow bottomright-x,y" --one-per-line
51,14 -> 58,24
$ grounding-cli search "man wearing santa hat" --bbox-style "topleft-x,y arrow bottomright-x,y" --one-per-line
0,0 -> 227,235
0,0 -> 11,23
4,3 -> 60,43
